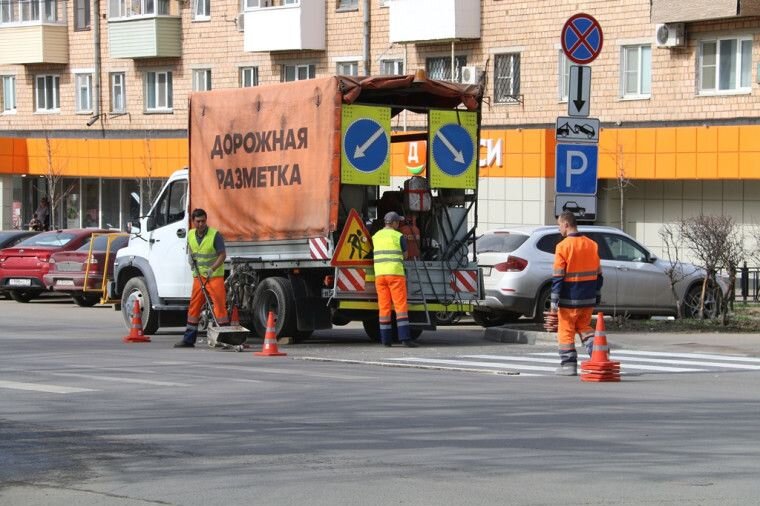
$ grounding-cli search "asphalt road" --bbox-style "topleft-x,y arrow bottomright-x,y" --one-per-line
2,297 -> 760,505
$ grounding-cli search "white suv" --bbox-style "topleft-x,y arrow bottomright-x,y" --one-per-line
473,225 -> 726,326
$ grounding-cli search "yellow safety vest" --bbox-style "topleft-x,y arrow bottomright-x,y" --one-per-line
372,228 -> 405,277
188,228 -> 224,278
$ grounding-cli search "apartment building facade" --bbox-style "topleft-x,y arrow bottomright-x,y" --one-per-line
0,0 -> 759,256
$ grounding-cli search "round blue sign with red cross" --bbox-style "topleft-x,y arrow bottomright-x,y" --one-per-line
561,13 -> 604,65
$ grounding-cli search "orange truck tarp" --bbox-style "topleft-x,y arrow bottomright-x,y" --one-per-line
189,77 -> 342,242
189,75 -> 482,243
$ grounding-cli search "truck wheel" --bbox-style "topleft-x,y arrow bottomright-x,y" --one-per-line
72,294 -> 99,307
121,277 -> 159,335
363,318 -> 380,342
251,277 -> 297,338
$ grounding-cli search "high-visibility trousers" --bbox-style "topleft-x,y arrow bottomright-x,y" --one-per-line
182,276 -> 229,344
557,306 -> 594,365
375,274 -> 409,344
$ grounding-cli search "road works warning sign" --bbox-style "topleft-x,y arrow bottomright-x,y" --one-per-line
331,209 -> 374,267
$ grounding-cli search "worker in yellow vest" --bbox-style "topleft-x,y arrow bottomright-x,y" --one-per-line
175,208 -> 229,348
371,211 -> 418,348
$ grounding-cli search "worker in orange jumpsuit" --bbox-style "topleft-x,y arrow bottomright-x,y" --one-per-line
175,208 -> 229,348
372,211 -> 418,348
550,211 -> 603,375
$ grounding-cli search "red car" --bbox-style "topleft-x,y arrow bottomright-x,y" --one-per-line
43,233 -> 129,307
0,229 -> 109,303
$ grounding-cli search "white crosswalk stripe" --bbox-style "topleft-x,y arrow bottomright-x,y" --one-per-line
381,350 -> 760,377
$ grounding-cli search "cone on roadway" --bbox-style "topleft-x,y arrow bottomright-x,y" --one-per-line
230,305 -> 240,326
122,299 -> 151,343
254,311 -> 286,357
580,312 -> 620,382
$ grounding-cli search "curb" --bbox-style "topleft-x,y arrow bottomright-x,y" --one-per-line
483,326 -> 555,345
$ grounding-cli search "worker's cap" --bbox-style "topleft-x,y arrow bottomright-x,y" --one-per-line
384,211 -> 404,223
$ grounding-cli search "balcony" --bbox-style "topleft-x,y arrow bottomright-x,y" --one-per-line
108,0 -> 181,59
243,0 -> 325,52
651,0 -> 760,23
389,0 -> 480,43
0,0 -> 68,64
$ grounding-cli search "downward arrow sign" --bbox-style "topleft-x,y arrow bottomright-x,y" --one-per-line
353,127 -> 385,158
435,130 -> 465,163
573,67 -> 585,113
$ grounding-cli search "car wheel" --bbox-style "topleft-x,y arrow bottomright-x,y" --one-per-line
121,276 -> 159,335
251,277 -> 297,339
9,290 -> 41,303
433,310 -> 462,325
532,286 -> 552,323
683,282 -> 721,319
472,309 -> 519,327
72,294 -> 100,307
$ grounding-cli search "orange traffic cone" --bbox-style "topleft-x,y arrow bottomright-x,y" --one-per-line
122,299 -> 151,343
580,312 -> 620,382
254,311 -> 286,357
230,305 -> 240,326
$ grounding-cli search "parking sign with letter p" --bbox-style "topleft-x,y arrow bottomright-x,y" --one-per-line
555,143 -> 598,195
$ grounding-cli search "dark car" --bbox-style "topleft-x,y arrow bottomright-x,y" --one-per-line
0,229 -> 109,303
43,233 -> 129,307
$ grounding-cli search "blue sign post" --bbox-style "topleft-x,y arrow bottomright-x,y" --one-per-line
555,143 -> 598,195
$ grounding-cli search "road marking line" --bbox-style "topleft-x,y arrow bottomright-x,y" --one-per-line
531,351 -> 760,370
49,373 -> 190,387
296,357 -> 520,376
0,380 -> 96,394
448,355 -> 704,373
386,357 -> 537,372
610,350 -> 760,364
187,363 -> 376,381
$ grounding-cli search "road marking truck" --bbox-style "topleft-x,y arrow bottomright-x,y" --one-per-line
111,75 -> 485,341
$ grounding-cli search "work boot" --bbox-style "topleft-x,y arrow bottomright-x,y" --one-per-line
554,364 -> 577,376
402,340 -> 418,348
173,341 -> 195,348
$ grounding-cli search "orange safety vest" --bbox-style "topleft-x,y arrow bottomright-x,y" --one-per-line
551,233 -> 603,308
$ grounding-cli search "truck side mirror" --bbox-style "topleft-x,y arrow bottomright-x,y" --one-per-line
129,220 -> 141,234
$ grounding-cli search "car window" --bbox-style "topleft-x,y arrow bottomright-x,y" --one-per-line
476,233 -> 529,253
149,180 -> 187,230
536,233 -> 562,253
76,235 -> 129,252
601,233 -> 649,262
17,232 -> 77,247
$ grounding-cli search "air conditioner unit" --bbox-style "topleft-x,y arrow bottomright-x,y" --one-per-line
461,65 -> 482,85
655,23 -> 685,48
236,12 -> 245,31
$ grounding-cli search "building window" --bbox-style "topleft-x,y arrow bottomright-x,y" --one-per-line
621,44 -> 651,98
2,76 -> 16,113
245,0 -> 297,8
145,71 -> 173,112
1,0 -> 62,22
74,0 -> 90,29
35,75 -> 60,112
240,66 -> 259,87
379,0 -> 389,7
108,0 -> 169,18
559,52 -> 570,101
337,0 -> 358,10
494,53 -> 520,103
426,56 -> 467,82
193,0 -> 209,19
282,64 -> 315,82
381,59 -> 403,75
110,72 -> 126,113
75,73 -> 93,113
192,69 -> 212,91
699,37 -> 752,93
337,61 -> 358,76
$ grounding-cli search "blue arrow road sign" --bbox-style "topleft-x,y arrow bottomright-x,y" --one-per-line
556,143 -> 598,194
343,118 -> 389,173
431,124 -> 475,176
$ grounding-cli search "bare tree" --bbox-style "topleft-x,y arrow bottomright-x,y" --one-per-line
605,143 -> 635,230
678,214 -> 741,321
42,130 -> 74,229
717,223 -> 745,323
658,223 -> 693,319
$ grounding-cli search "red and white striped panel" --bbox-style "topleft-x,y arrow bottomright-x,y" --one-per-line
309,237 -> 331,260
450,270 -> 478,293
336,268 -> 366,292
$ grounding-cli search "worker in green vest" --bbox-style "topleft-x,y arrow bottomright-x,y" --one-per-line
371,211 -> 418,348
175,208 -> 229,348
